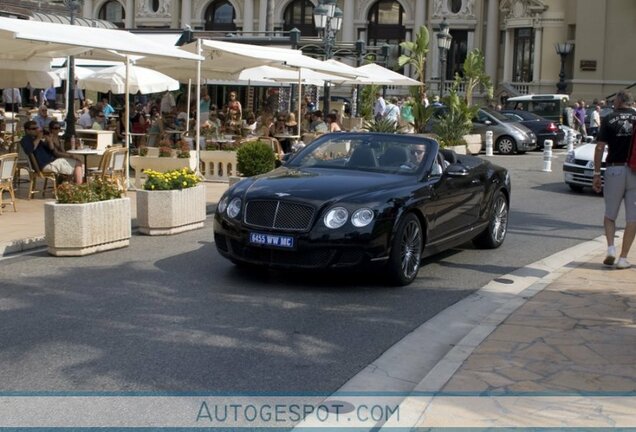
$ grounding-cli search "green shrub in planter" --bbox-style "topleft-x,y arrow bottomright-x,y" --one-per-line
236,141 -> 276,177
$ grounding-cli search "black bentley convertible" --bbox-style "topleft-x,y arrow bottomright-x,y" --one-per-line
214,133 -> 510,286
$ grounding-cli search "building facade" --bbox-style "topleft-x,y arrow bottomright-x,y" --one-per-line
4,0 -> 635,102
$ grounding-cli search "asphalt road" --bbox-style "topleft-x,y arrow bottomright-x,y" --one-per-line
0,150 -> 610,393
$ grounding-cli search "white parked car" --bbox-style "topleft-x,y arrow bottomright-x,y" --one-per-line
563,142 -> 607,192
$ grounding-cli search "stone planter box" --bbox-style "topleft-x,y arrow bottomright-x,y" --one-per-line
447,144 -> 467,155
45,198 -> 131,256
137,184 -> 206,235
199,150 -> 238,182
130,154 -> 198,189
463,134 -> 483,155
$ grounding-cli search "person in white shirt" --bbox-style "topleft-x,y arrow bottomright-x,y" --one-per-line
589,105 -> 601,138
373,92 -> 386,122
384,97 -> 401,124
160,91 -> 176,115
2,88 -> 21,112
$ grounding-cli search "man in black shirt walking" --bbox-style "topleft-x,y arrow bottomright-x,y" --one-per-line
593,90 -> 636,269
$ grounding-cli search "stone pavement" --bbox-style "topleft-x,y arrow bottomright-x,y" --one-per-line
381,236 -> 636,429
0,176 -> 228,256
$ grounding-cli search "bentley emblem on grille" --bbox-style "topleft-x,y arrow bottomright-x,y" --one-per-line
275,193 -> 290,197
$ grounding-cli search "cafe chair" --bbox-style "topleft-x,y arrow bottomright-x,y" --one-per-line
26,153 -> 58,199
0,153 -> 18,214
87,147 -> 115,182
90,147 -> 127,192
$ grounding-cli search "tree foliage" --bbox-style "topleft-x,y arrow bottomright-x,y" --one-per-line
460,49 -> 493,107
398,25 -> 429,101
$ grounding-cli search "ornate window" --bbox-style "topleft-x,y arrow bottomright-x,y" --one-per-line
448,0 -> 462,13
283,0 -> 317,36
152,0 -> 160,13
367,0 -> 405,64
98,0 -> 125,28
513,27 -> 534,82
204,0 -> 236,32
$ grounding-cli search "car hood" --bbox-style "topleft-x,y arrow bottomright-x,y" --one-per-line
238,167 -> 413,203
574,143 -> 607,162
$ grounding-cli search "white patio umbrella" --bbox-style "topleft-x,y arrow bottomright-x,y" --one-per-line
0,70 -> 60,88
152,39 -> 366,143
78,64 -> 180,94
54,65 -> 96,80
344,63 -> 421,86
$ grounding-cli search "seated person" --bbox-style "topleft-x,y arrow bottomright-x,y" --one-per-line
242,111 -> 258,135
101,97 -> 115,117
20,120 -> 83,184
309,110 -> 328,133
33,105 -> 54,131
77,107 -> 94,129
92,110 -> 105,130
326,112 -> 341,132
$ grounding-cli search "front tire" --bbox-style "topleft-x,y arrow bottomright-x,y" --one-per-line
496,136 -> 516,155
473,191 -> 508,249
386,213 -> 423,286
568,183 -> 584,193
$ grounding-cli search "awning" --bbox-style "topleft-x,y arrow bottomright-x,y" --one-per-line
30,12 -> 117,29
0,16 -> 202,62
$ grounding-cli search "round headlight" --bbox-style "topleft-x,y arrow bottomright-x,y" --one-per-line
227,197 -> 242,219
323,207 -> 349,229
351,208 -> 374,227
218,196 -> 228,214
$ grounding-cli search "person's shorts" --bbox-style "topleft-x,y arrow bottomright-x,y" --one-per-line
604,165 -> 636,222
43,158 -> 77,176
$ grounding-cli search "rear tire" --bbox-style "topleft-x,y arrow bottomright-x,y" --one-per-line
473,191 -> 508,249
386,213 -> 423,286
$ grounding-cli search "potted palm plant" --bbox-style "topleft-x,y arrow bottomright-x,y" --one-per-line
137,168 -> 205,235
45,178 -> 130,256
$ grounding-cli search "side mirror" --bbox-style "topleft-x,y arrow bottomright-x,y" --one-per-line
446,163 -> 469,177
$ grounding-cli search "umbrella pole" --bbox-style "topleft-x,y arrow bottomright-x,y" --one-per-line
186,78 -> 191,135
125,55 -> 131,190
195,39 -> 202,176
297,69 -> 302,138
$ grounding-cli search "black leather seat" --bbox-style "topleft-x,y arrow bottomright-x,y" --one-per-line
379,146 -> 409,167
347,147 -> 377,168
440,148 -> 457,164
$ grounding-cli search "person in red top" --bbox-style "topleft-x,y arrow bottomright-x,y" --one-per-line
226,91 -> 242,120
593,90 -> 636,269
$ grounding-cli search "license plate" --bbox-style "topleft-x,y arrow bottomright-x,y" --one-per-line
249,232 -> 295,249
584,169 -> 593,176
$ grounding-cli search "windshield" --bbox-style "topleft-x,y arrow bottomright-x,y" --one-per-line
287,134 -> 436,175
481,107 -> 511,122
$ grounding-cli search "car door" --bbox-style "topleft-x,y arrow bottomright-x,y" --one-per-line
423,154 -> 485,243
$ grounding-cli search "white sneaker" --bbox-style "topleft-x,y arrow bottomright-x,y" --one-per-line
603,246 -> 616,266
615,257 -> 632,270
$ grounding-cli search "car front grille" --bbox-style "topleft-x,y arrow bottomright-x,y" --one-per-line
244,200 -> 315,232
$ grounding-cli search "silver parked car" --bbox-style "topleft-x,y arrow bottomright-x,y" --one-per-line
471,107 -> 537,154
427,106 -> 537,155
563,142 -> 607,192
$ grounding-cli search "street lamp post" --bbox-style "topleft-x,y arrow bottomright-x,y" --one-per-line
62,0 -> 82,144
352,39 -> 366,117
555,41 -> 573,94
436,17 -> 452,99
313,0 -> 342,113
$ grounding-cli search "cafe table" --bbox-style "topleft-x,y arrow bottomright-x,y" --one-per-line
68,148 -> 103,182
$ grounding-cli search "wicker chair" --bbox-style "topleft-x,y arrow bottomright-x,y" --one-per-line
26,153 -> 58,199
0,153 -> 18,214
